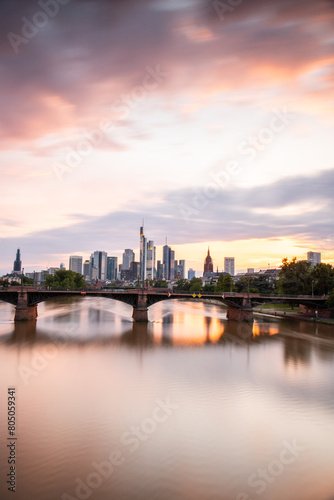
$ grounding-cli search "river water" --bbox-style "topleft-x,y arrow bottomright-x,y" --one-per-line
0,297 -> 334,500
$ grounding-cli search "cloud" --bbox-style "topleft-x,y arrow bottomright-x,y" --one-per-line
0,167 -> 333,272
1,0 -> 334,144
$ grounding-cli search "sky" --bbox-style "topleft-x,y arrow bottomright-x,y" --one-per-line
0,0 -> 333,275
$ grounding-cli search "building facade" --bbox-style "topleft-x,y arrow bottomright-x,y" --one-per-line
69,255 -> 83,275
224,257 -> 235,276
13,249 -> 22,273
307,252 -> 321,268
122,249 -> 135,270
107,256 -> 118,281
90,251 -> 107,281
203,248 -> 213,276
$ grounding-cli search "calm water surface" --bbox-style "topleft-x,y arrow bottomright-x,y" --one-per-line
0,297 -> 334,500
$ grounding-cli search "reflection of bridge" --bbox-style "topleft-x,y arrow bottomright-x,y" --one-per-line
0,288 -> 329,322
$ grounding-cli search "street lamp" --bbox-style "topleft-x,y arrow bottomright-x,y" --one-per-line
21,268 -> 24,293
312,280 -> 314,298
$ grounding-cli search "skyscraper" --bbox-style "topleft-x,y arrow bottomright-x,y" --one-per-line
90,251 -> 107,281
13,249 -> 22,272
177,260 -> 186,279
307,252 -> 321,268
146,240 -> 156,280
83,260 -> 90,281
188,268 -> 196,279
163,244 -> 170,280
69,255 -> 83,274
122,249 -> 135,270
139,224 -> 147,281
107,256 -> 118,281
203,248 -> 213,276
224,257 -> 235,276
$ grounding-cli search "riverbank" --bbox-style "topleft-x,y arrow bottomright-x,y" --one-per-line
254,308 -> 334,326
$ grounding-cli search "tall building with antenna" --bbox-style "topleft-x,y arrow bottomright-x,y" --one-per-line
139,223 -> 147,281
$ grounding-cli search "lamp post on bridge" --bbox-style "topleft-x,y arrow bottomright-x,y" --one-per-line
312,280 -> 314,298
21,268 -> 24,294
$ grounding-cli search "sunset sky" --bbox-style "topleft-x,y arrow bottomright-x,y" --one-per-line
1,0 -> 333,275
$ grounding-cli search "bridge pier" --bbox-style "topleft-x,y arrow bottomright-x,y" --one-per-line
132,292 -> 149,322
227,299 -> 253,322
14,292 -> 38,321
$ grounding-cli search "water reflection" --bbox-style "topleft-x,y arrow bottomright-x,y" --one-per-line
1,299 -> 334,500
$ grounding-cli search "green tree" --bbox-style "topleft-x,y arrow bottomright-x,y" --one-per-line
45,270 -> 86,289
215,273 -> 234,292
234,276 -> 259,293
150,279 -> 168,288
174,279 -> 191,291
203,283 -> 215,292
327,288 -> 334,308
277,257 -> 312,295
310,263 -> 334,295
189,277 -> 202,292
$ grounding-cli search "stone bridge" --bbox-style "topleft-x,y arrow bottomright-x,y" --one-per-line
0,288 -> 329,322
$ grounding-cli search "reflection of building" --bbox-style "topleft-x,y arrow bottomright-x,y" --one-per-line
203,248 -> 213,276
13,249 -> 22,273
69,255 -> 83,274
107,257 -> 118,281
224,257 -> 235,276
307,251 -> 321,268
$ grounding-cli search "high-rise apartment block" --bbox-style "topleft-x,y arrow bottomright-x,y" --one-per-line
107,256 -> 118,281
139,225 -> 156,281
224,257 -> 235,276
122,249 -> 135,270
188,268 -> 196,279
146,240 -> 156,280
69,255 -> 83,275
90,251 -> 107,281
163,243 -> 176,280
83,260 -> 90,281
307,252 -> 321,268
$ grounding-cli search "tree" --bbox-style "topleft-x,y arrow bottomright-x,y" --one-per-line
174,279 -> 191,291
203,283 -> 215,292
215,273 -> 234,292
150,279 -> 168,288
45,270 -> 86,289
189,277 -> 202,292
234,277 -> 259,293
327,288 -> 334,308
23,276 -> 34,285
277,257 -> 312,295
310,263 -> 334,295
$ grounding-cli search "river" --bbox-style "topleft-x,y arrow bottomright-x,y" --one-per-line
0,297 -> 334,500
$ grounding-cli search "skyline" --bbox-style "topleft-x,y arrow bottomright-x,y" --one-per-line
1,0 -> 334,274
2,239 -> 323,278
